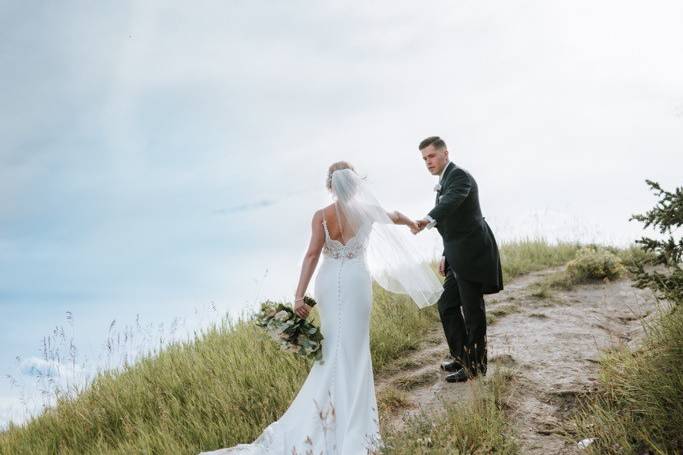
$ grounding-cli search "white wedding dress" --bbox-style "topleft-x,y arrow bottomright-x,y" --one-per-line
200,215 -> 382,454
200,167 -> 444,455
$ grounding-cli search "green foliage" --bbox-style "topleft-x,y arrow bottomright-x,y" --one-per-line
615,244 -> 656,270
254,300 -> 324,361
370,284 -> 440,372
541,270 -> 577,290
380,368 -> 518,454
569,306 -> 683,454
629,180 -> 683,307
568,180 -> 683,454
0,240 -> 581,454
566,246 -> 626,282
528,269 -> 578,301
500,238 -> 583,281
0,290 -> 438,454
0,320 -> 312,454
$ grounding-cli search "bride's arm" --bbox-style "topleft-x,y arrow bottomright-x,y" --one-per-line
293,210 -> 325,318
367,204 -> 418,231
388,210 -> 419,232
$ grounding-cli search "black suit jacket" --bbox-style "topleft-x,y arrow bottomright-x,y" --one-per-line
429,162 -> 503,294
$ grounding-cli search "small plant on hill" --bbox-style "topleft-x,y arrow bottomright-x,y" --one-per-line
566,246 -> 626,282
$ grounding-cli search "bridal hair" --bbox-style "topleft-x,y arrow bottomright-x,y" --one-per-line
326,161 -> 356,191
419,136 -> 446,150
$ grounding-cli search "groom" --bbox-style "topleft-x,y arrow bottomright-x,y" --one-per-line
414,136 -> 503,383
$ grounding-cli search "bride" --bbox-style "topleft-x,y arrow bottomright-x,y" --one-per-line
200,161 -> 443,454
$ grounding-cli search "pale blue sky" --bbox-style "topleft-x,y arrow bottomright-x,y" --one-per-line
1,0 -> 682,424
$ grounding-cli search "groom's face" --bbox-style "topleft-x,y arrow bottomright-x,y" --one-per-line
420,145 -> 449,176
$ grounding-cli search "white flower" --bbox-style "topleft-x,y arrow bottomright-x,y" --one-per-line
274,310 -> 290,321
434,183 -> 442,192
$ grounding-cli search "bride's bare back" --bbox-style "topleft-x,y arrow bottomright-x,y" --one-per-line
322,203 -> 358,246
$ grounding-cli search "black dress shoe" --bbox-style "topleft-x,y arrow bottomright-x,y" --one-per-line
445,368 -> 472,383
440,360 -> 462,372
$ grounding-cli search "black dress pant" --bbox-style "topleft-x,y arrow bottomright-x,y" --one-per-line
437,265 -> 488,374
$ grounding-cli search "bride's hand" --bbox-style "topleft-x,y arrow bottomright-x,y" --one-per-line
408,219 -> 420,234
294,299 -> 311,319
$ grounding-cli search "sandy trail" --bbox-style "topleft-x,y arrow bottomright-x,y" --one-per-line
376,267 -> 658,453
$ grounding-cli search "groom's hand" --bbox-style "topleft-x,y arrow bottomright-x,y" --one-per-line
413,219 -> 429,234
439,256 -> 446,277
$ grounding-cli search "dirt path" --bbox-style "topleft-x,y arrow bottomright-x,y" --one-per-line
375,268 -> 659,453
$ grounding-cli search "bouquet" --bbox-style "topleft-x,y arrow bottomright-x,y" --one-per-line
255,297 -> 324,362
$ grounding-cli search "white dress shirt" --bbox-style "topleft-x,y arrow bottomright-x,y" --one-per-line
424,161 -> 452,230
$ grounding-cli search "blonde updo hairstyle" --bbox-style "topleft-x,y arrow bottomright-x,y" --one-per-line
326,161 -> 361,202
326,161 -> 355,190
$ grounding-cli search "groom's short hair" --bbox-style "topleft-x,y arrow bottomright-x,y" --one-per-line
419,136 -> 446,151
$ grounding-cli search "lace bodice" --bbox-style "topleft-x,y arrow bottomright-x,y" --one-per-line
321,218 -> 370,260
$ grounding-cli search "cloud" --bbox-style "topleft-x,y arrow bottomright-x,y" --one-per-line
213,199 -> 278,215
1,0 -> 681,311
1,0 -> 683,425
19,357 -> 86,381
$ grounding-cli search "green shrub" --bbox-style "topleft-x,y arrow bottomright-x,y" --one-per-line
616,244 -> 656,270
566,246 -> 626,282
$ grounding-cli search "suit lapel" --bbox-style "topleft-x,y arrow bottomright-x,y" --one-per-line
435,162 -> 456,204
440,161 -> 456,183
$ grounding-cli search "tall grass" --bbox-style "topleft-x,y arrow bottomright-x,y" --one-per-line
569,305 -> 683,454
370,284 -> 439,371
380,368 -> 519,454
0,289 -> 437,454
499,238 -> 582,281
0,319 -> 309,454
0,239 -> 584,454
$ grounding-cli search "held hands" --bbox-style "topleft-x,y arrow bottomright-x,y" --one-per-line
407,219 -> 420,234
411,219 -> 430,235
394,210 -> 428,235
439,256 -> 446,277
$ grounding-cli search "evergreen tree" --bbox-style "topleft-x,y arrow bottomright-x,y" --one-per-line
629,180 -> 683,307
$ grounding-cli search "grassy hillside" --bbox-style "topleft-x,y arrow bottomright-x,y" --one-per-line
380,368 -> 519,454
0,239 -> 583,454
569,299 -> 683,454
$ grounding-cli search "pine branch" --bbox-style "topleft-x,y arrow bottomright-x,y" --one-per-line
629,180 -> 682,308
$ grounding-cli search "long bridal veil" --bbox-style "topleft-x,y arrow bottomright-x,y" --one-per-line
330,168 -> 443,308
